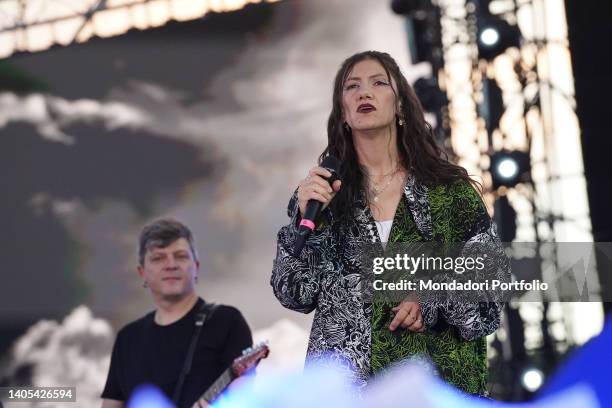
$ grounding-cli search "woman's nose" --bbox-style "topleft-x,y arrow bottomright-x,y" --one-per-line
358,87 -> 373,99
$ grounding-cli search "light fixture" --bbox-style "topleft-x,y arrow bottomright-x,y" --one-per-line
476,14 -> 521,61
490,150 -> 530,189
520,367 -> 544,392
479,26 -> 500,47
497,157 -> 519,180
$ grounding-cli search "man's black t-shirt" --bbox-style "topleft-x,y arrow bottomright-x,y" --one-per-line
101,299 -> 252,407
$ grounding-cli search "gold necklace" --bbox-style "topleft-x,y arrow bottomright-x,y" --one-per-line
368,167 -> 400,202
368,166 -> 398,178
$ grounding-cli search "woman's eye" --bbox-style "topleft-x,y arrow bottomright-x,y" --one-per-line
375,80 -> 389,86
344,83 -> 358,90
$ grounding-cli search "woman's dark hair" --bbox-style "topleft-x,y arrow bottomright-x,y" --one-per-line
319,50 -> 481,218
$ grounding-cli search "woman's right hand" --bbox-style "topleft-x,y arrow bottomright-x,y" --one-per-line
297,166 -> 342,218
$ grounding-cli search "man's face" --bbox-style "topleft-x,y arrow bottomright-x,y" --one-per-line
137,238 -> 199,300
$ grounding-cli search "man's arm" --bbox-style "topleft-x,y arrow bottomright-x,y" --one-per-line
101,330 -> 126,406
220,307 -> 253,366
101,398 -> 124,408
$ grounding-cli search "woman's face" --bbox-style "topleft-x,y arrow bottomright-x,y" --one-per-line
341,59 -> 399,133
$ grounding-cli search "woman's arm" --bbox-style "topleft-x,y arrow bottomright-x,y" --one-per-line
271,191 -> 334,314
438,181 -> 510,341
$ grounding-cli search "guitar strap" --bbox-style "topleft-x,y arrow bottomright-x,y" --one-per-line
171,300 -> 218,405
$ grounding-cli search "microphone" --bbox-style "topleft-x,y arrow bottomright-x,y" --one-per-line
294,155 -> 340,257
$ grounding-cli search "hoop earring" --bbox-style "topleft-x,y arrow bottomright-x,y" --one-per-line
397,116 -> 405,127
343,122 -> 351,132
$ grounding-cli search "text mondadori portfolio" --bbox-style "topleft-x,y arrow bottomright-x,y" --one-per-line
372,279 -> 548,291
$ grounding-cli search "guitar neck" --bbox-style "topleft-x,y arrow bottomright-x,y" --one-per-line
201,367 -> 234,403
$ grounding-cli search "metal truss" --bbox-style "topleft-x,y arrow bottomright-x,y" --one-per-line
0,0 -> 279,59
435,0 -> 596,399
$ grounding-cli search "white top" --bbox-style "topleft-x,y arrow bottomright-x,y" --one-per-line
375,220 -> 393,248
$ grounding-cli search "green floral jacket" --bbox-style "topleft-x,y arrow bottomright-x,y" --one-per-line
272,174 -> 510,395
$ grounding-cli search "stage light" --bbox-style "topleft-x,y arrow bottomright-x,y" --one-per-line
521,367 -> 544,392
497,157 -> 518,180
479,27 -> 500,47
476,14 -> 521,61
490,150 -> 530,189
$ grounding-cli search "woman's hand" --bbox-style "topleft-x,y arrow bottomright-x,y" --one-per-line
389,299 -> 426,332
297,166 -> 342,217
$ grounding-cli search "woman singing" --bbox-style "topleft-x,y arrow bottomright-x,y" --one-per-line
271,51 -> 509,396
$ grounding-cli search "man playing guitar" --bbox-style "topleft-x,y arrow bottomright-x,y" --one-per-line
101,219 -> 253,408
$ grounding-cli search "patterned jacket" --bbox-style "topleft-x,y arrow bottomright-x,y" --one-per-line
271,174 -> 510,395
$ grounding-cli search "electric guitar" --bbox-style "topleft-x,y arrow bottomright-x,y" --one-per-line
199,342 -> 270,404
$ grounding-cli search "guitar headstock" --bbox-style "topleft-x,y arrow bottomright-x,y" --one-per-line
231,341 -> 270,377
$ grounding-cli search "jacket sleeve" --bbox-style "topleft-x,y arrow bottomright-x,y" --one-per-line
270,190 -> 334,314
437,181 -> 510,341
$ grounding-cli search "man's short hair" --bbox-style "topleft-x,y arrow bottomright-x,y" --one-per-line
138,218 -> 198,265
